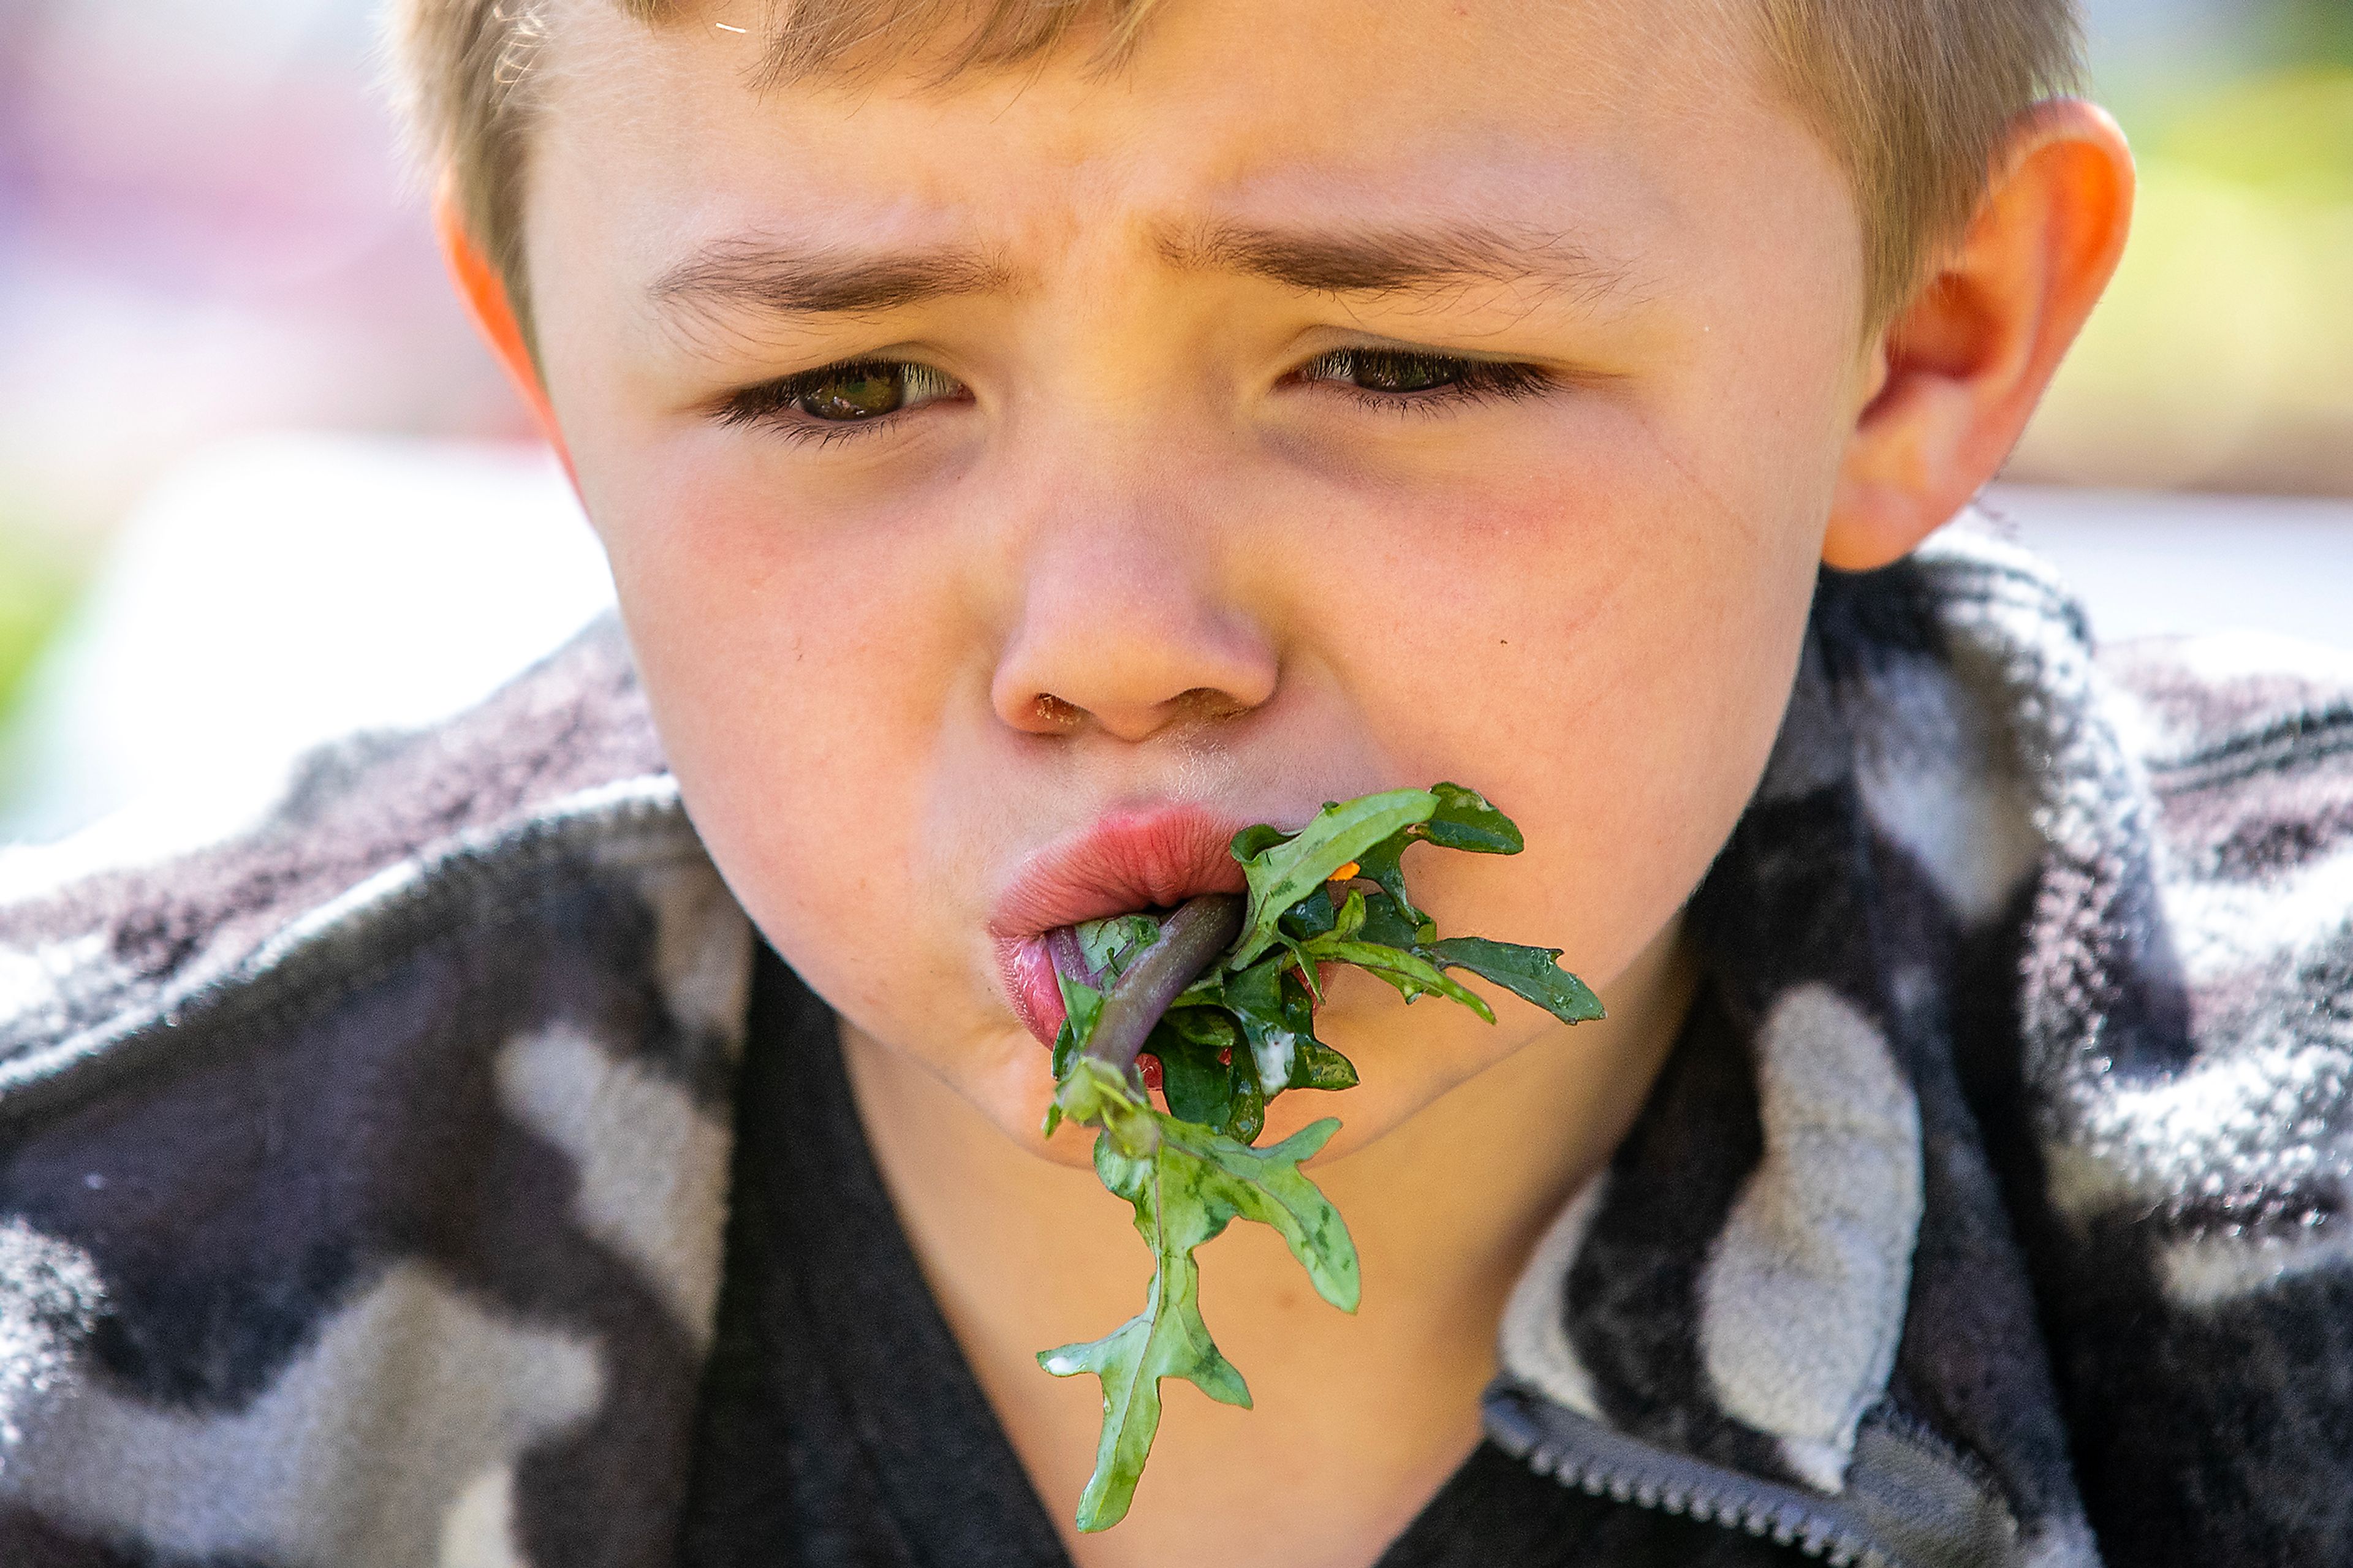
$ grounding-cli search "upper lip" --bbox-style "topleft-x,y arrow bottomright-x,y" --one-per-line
988,801 -> 1252,944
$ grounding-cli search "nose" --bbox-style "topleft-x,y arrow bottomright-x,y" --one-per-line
990,514 -> 1279,743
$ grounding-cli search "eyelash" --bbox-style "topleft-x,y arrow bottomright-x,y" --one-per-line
715,360 -> 966,447
713,346 -> 1555,445
1291,348 -> 1556,413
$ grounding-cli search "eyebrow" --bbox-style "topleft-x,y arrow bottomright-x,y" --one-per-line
650,219 -> 1630,322
1154,219 -> 1632,305
652,239 -> 1017,317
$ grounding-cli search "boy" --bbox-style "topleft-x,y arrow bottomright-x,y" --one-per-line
1,0 -> 2347,1562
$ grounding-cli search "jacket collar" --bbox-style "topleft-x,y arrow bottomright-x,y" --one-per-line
1488,521 -> 2108,1567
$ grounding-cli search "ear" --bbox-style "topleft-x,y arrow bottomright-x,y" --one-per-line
433,186 -> 577,477
1824,100 -> 2134,572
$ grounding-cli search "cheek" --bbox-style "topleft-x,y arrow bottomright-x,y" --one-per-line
1302,405 -> 1826,996
581,443 -> 989,1028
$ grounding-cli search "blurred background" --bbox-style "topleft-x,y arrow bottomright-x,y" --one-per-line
0,0 -> 2349,846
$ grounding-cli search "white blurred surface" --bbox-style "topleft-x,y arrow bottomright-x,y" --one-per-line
0,436 -> 2347,848
0,434 -> 612,846
1988,485 -> 2353,646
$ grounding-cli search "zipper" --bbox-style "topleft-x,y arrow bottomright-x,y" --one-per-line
1485,1382 -> 2021,1568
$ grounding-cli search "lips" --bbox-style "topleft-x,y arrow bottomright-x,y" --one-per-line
990,803 -> 1251,1044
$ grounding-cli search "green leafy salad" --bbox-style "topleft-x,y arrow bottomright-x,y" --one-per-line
1036,784 -> 1604,1530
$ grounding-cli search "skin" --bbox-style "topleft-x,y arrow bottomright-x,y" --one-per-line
491,1 -> 2133,1561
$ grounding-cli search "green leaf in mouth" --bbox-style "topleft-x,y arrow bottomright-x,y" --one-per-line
1344,781 -> 1518,936
1423,936 -> 1607,1026
1040,784 -> 1599,1531
1078,914 -> 1162,979
1298,936 -> 1495,1019
1422,781 -> 1525,855
1039,1062 -> 1356,1532
1226,788 -> 1438,971
1146,1007 -> 1264,1141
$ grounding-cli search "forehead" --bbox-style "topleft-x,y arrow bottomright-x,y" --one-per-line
529,0 -> 1825,305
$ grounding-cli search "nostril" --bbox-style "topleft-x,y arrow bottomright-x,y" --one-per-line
1172,687 -> 1252,724
989,568 -> 1281,740
1020,685 -> 1259,741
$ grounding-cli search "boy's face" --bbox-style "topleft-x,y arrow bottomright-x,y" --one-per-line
526,0 -> 1873,1162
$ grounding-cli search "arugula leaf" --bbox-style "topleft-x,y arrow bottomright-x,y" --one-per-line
1043,972 -> 1107,1134
1078,914 -> 1162,979
1040,1062 -> 1355,1530
1148,1009 -> 1264,1140
1220,952 -> 1306,1091
1352,828 -> 1431,934
1227,789 -> 1438,971
1352,888 -> 1425,951
1228,822 -> 1292,862
1423,781 -> 1524,854
1424,936 -> 1607,1025
1292,1034 -> 1361,1091
1146,1028 -> 1232,1128
1161,1113 -> 1358,1313
1278,883 -> 1339,941
1300,936 -> 1496,1020
1041,784 -> 1602,1533
1059,970 -> 1107,1042
1334,782 -> 1519,936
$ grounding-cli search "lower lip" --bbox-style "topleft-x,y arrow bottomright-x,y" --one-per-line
1006,936 -> 1166,1096
1007,935 -> 1066,1044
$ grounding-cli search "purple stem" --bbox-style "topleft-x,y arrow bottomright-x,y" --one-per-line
1078,894 -> 1243,1077
1045,925 -> 1104,991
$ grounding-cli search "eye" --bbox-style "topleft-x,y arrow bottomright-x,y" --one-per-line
719,358 -> 966,436
1295,347 -> 1553,407
790,362 -> 955,421
1303,348 -> 1461,393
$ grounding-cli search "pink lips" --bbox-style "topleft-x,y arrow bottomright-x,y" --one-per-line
990,803 -> 1251,1044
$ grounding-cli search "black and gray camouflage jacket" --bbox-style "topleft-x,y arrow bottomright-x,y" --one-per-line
2,521 -> 2349,1567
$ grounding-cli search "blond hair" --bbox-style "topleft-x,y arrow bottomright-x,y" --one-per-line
391,0 -> 2082,333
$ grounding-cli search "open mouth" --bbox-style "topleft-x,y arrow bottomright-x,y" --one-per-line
988,801 -> 1251,1043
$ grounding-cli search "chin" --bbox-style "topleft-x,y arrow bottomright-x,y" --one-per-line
1259,1089 -> 1384,1153
967,1038 -> 1108,1168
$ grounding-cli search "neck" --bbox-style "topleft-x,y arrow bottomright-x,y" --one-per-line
839,916 -> 1694,1568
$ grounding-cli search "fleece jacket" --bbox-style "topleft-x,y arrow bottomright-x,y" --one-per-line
1,517 -> 2349,1567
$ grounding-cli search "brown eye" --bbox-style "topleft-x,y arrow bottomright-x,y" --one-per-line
1294,346 -> 1555,411
798,365 -> 911,420
722,360 -> 966,434
1302,348 -> 1466,394
1338,350 -> 1459,393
